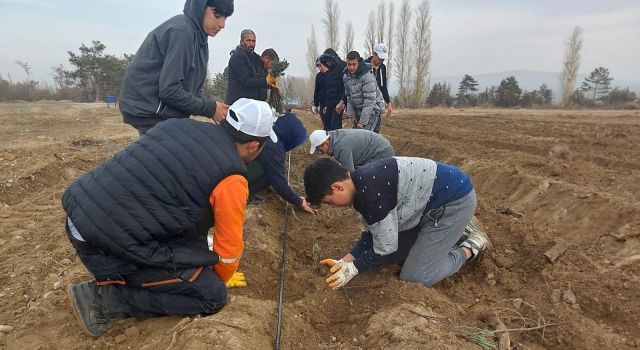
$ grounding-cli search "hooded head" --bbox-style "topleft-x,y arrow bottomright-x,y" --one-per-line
183,0 -> 234,37
272,113 -> 307,152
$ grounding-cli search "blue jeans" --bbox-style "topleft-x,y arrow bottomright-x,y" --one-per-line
66,224 -> 227,320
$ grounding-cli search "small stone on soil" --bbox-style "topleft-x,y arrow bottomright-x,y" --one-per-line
115,334 -> 127,344
53,281 -> 61,290
124,326 -> 140,337
551,289 -> 562,303
0,325 -> 14,333
562,290 -> 576,304
60,259 -> 72,265
512,298 -> 523,309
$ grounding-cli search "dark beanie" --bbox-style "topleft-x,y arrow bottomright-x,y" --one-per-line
207,0 -> 234,17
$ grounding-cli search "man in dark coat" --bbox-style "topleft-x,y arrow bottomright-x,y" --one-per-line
314,48 -> 347,131
225,29 -> 279,105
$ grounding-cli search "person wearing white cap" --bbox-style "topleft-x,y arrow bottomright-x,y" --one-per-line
62,97 -> 276,336
365,43 -> 393,118
308,129 -> 394,172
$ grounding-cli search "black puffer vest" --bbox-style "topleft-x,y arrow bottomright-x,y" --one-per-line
62,118 -> 246,269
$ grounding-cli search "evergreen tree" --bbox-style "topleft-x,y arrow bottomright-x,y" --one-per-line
67,41 -> 130,101
604,87 -> 636,107
456,74 -> 478,107
536,83 -> 553,105
519,90 -> 537,107
426,82 -> 452,107
478,86 -> 497,106
496,76 -> 522,107
203,67 -> 228,102
580,67 -> 613,102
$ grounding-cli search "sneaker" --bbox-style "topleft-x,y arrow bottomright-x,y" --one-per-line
453,215 -> 480,248
460,216 -> 492,262
247,194 -> 265,205
67,281 -> 111,337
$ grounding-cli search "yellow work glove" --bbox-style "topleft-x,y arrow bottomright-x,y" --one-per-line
320,258 -> 344,270
266,73 -> 278,88
225,271 -> 247,288
324,261 -> 358,290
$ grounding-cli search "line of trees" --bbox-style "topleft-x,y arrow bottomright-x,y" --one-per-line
303,3 -> 638,109
426,68 -> 636,109
1,41 -> 131,102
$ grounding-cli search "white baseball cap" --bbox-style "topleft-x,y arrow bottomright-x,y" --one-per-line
309,129 -> 330,154
373,42 -> 388,60
226,98 -> 278,142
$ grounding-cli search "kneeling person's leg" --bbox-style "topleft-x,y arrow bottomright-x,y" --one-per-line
399,190 -> 477,287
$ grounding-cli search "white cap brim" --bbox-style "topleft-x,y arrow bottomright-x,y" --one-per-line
309,132 -> 330,154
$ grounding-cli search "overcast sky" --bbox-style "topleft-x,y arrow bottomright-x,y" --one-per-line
1,0 -> 639,85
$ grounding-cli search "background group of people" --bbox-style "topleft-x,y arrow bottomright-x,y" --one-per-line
62,0 -> 490,338
313,44 -> 393,133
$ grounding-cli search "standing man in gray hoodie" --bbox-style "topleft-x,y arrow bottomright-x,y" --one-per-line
308,129 -> 394,172
119,0 -> 234,135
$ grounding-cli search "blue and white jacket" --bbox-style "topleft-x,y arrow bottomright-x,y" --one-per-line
350,157 -> 473,272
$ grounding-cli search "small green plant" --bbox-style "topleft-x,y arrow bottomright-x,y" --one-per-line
268,59 -> 289,114
312,242 -> 322,274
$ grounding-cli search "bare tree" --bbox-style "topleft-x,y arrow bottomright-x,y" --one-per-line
559,26 -> 583,107
306,25 -> 319,105
363,10 -> 376,57
15,60 -> 38,101
322,0 -> 340,50
343,22 -> 354,59
376,1 -> 386,43
409,0 -> 432,108
394,0 -> 412,106
386,2 -> 395,85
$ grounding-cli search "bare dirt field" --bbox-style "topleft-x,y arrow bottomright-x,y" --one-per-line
0,102 -> 639,349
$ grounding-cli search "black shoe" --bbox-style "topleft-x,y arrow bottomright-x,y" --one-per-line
247,194 -> 265,205
67,281 -> 111,337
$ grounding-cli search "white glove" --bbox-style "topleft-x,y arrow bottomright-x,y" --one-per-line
324,261 -> 358,290
312,105 -> 319,114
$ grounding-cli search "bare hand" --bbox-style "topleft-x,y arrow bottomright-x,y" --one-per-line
336,101 -> 345,113
213,101 -> 229,124
300,197 -> 318,215
386,103 -> 393,117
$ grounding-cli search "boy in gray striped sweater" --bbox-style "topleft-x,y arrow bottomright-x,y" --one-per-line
304,157 -> 490,290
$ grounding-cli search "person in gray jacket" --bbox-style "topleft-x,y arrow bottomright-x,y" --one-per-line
119,0 -> 234,135
308,129 -> 394,172
343,51 -> 385,133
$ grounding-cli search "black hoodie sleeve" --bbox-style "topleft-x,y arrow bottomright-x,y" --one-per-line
378,64 -> 391,103
158,27 -> 215,118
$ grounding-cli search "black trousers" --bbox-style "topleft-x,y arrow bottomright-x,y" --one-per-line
320,105 -> 343,131
66,223 -> 227,320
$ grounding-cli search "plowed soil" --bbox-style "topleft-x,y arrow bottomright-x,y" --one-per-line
0,102 -> 638,349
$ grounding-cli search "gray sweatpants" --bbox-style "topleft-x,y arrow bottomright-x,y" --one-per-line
399,190 -> 477,287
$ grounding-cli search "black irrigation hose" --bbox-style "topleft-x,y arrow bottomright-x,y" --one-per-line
274,152 -> 292,350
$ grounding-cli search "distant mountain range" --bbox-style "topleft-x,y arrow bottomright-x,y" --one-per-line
429,70 -> 640,102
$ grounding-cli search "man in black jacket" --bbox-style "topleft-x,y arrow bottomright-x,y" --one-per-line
313,48 -> 347,131
64,98 -> 277,337
225,29 -> 279,105
365,43 -> 393,117
119,0 -> 234,135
